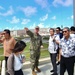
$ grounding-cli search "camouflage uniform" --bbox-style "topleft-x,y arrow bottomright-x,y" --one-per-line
26,30 -> 43,71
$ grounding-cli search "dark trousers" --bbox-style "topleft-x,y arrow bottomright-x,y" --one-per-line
60,56 -> 74,75
5,56 -> 8,68
6,69 -> 23,75
50,53 -> 57,74
15,69 -> 23,75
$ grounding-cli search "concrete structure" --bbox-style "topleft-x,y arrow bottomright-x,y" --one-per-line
1,57 -> 75,75
22,57 -> 75,75
10,28 -> 50,37
11,30 -> 17,37
39,28 -> 49,36
11,30 -> 26,37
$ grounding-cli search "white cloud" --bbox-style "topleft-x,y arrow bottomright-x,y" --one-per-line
53,0 -> 73,7
0,6 -> 5,10
45,25 -> 50,28
20,6 -> 37,17
5,27 -> 9,29
11,26 -> 20,30
35,0 -> 49,9
40,14 -> 48,21
21,19 -> 30,24
29,22 -> 45,29
52,24 -> 57,28
38,23 -> 44,28
0,6 -> 14,16
67,15 -> 73,20
29,22 -> 50,29
51,16 -> 56,20
7,16 -> 20,24
71,15 -> 73,19
29,23 -> 36,29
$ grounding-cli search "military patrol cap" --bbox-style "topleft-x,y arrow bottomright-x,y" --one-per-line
35,26 -> 39,29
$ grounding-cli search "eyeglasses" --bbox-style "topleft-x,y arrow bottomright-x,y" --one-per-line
63,31 -> 68,33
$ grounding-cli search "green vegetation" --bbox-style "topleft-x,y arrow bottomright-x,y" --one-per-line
15,37 -> 25,41
0,42 -> 49,61
43,36 -> 49,40
0,42 -> 49,73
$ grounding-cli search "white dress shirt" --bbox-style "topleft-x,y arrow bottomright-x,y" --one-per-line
48,35 -> 60,53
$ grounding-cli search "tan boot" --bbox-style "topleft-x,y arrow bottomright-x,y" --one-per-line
32,71 -> 37,75
36,67 -> 41,72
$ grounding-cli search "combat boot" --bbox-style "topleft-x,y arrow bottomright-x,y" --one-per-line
32,71 -> 37,75
35,67 -> 41,72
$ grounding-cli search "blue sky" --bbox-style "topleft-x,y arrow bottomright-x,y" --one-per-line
0,0 -> 73,31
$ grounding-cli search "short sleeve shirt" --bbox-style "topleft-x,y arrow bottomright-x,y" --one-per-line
48,34 -> 60,53
70,34 -> 75,38
59,36 -> 75,57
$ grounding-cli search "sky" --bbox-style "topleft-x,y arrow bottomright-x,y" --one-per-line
0,0 -> 73,31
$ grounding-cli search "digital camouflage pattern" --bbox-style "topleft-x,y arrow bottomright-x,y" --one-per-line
26,30 -> 43,70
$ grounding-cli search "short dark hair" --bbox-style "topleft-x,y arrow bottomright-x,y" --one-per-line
70,26 -> 75,31
13,41 -> 26,53
56,27 -> 61,31
49,28 -> 55,32
4,29 -> 10,35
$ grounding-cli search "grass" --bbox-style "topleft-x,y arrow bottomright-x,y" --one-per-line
0,42 -> 49,73
0,42 -> 49,61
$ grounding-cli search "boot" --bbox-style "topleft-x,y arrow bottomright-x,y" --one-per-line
35,67 -> 41,72
32,71 -> 37,75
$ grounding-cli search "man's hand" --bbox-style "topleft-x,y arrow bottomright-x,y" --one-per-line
0,32 -> 5,38
24,27 -> 29,31
21,55 -> 26,63
0,34 -> 3,38
53,38 -> 56,42
41,45 -> 43,48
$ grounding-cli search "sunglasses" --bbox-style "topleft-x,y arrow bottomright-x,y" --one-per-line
63,31 -> 68,33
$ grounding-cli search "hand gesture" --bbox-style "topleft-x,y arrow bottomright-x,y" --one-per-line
41,45 -> 43,48
24,27 -> 28,31
21,55 -> 26,63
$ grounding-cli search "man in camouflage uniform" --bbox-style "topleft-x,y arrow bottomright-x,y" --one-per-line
25,26 -> 43,75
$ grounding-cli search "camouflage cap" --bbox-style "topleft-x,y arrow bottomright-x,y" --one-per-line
35,26 -> 39,29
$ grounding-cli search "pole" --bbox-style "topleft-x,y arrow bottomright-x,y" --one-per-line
73,0 -> 75,26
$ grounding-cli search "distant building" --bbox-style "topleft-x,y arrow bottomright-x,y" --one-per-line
39,28 -> 49,36
11,29 -> 26,37
11,30 -> 17,37
11,28 -> 50,37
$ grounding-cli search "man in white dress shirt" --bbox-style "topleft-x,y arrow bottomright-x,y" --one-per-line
48,28 -> 60,75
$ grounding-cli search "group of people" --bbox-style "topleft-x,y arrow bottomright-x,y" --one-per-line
0,26 -> 43,75
0,26 -> 75,75
48,26 -> 75,75
0,29 -> 26,75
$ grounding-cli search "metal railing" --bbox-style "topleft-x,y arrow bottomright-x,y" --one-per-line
0,48 -> 49,75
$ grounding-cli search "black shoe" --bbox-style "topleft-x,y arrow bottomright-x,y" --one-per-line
51,73 -> 58,75
56,61 -> 60,65
50,69 -> 54,72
